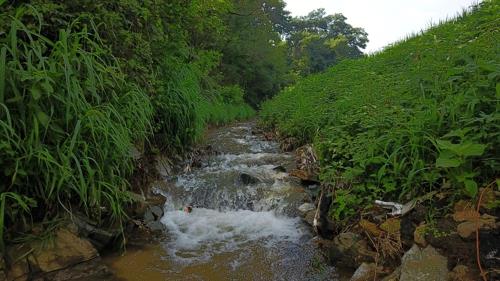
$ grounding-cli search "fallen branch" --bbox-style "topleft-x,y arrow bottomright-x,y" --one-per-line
476,182 -> 495,281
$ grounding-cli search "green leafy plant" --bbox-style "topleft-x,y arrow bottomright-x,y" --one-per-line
261,0 -> 499,223
434,134 -> 487,197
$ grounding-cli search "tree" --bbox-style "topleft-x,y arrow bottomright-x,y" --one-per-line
287,9 -> 368,75
217,0 -> 290,107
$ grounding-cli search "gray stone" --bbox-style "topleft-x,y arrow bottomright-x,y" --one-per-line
298,203 -> 315,214
334,233 -> 364,252
130,146 -> 142,161
304,210 -> 316,226
400,245 -> 448,281
144,206 -> 166,231
143,208 -> 155,223
143,206 -> 165,233
146,221 -> 166,232
350,263 -> 378,281
149,205 -> 164,219
155,156 -> 173,177
272,165 -> 287,173
239,173 -> 261,185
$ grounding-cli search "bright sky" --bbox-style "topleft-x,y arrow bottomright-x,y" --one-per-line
284,0 -> 480,53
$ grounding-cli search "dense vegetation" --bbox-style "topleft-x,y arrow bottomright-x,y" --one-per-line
0,0 -> 369,252
0,0 -> 367,250
261,1 -> 499,222
0,0 -> 280,251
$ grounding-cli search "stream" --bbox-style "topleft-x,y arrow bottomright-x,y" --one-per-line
105,121 -> 336,281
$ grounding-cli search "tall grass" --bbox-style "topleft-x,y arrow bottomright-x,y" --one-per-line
152,62 -> 255,151
0,10 -> 152,251
261,1 -> 499,222
0,2 -> 255,252
197,85 -> 255,127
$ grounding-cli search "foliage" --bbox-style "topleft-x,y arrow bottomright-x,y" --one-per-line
219,0 -> 291,107
0,9 -> 152,251
261,1 -> 499,223
0,0 -> 256,250
287,9 -> 368,76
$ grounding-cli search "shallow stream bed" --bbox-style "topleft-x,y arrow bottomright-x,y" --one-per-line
104,122 -> 336,281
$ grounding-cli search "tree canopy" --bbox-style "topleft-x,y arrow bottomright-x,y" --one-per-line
287,9 -> 369,76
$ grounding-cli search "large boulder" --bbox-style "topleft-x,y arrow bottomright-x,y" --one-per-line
144,205 -> 164,222
400,244 -> 448,281
29,228 -> 98,273
143,205 -> 166,232
4,228 -> 101,281
298,203 -> 315,215
132,191 -> 167,219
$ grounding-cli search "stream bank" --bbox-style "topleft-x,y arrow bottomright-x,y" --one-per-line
264,129 -> 500,281
3,120 -> 497,281
0,121 -> 337,281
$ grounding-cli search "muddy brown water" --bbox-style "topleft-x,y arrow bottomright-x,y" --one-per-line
104,122 -> 337,281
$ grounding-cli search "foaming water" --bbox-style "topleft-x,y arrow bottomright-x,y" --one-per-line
161,208 -> 302,263
105,121 -> 335,281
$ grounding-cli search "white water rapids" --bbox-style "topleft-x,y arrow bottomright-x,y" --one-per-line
106,122 -> 336,281
161,208 -> 302,263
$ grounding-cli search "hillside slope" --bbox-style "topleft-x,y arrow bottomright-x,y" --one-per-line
261,0 -> 499,221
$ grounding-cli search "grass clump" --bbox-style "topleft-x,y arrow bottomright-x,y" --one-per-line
261,1 -> 499,222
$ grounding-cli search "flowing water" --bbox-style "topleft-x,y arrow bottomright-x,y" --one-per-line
105,122 -> 336,281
